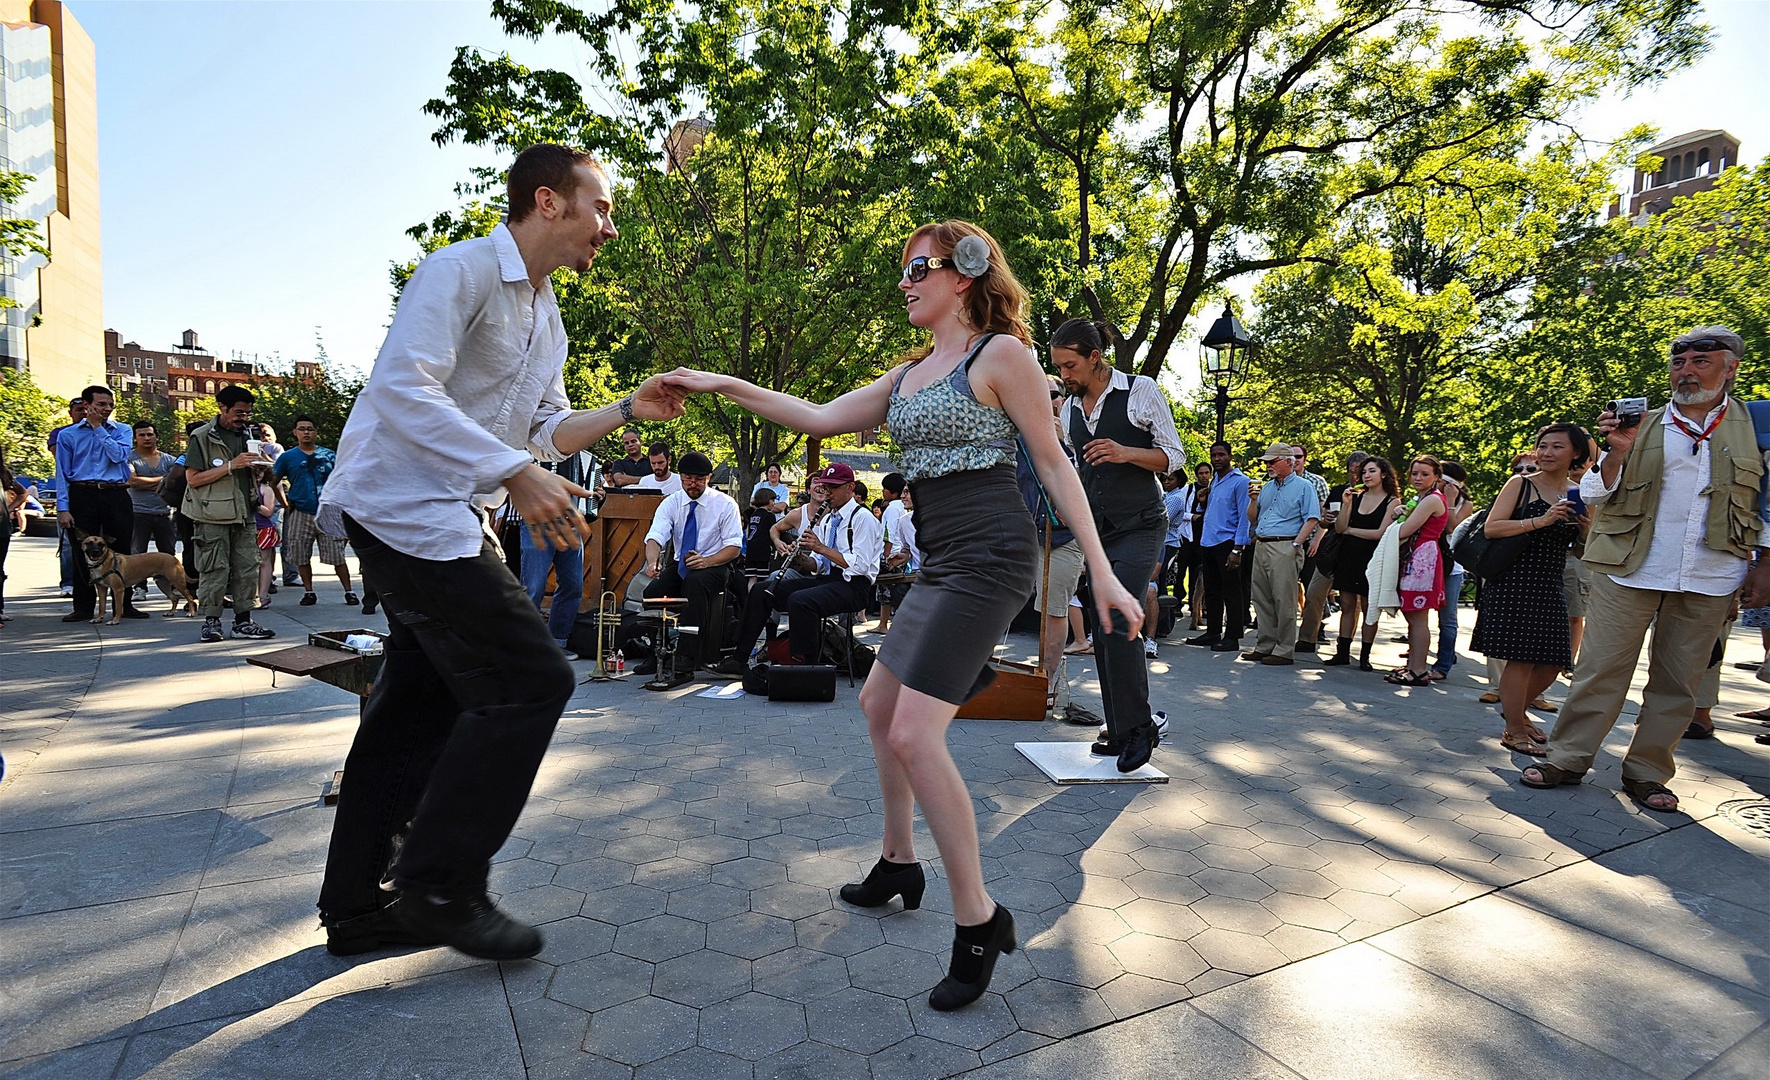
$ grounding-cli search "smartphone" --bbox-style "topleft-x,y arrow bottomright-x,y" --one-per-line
1564,489 -> 1586,516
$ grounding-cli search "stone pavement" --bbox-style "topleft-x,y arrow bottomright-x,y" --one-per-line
2,531 -> 1767,1080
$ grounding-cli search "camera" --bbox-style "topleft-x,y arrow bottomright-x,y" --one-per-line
1606,398 -> 1649,428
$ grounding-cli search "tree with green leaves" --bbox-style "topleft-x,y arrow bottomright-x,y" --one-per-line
1236,135 -> 1627,488
1500,156 -> 1770,460
0,366 -> 62,477
417,0 -> 941,490
952,0 -> 1706,378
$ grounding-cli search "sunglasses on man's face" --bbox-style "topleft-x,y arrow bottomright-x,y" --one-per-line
1669,338 -> 1728,357
900,256 -> 955,284
1049,389 -> 1064,400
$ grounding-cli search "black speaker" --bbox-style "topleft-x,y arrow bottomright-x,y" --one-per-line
767,664 -> 837,702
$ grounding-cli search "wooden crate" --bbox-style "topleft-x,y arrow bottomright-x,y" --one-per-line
955,659 -> 1049,721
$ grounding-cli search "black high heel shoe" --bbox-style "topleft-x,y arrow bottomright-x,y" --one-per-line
839,858 -> 926,910
929,905 -> 1015,1011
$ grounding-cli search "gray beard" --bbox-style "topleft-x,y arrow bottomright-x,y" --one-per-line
1672,385 -> 1723,407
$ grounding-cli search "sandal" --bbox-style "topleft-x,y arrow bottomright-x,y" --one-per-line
1733,708 -> 1770,721
1478,691 -> 1501,704
1501,733 -> 1550,757
1621,777 -> 1680,814
1520,761 -> 1583,786
1384,669 -> 1431,686
1423,670 -> 1447,682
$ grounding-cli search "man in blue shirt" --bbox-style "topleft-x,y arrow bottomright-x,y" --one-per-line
1190,441 -> 1251,651
54,386 -> 148,622
1243,442 -> 1321,664
273,416 -> 356,606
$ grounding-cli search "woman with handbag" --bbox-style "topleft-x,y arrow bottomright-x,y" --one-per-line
1470,423 -> 1590,754
1386,456 -> 1451,685
1324,457 -> 1399,669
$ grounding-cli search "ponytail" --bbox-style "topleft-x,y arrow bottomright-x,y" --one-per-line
1051,318 -> 1120,361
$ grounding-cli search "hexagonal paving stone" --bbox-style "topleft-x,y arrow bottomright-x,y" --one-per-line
665,882 -> 750,923
554,858 -> 639,893
498,885 -> 589,926
614,914 -> 707,962
1188,926 -> 1289,975
698,992 -> 808,1060
1107,897 -> 1202,943
1191,894 -> 1283,935
1107,932 -> 1208,983
804,986 -> 914,1054
1024,939 -> 1125,989
706,911 -> 797,960
710,856 -> 788,890
795,908 -> 886,957
1192,844 -> 1271,874
549,951 -> 656,1012
582,996 -> 699,1066
754,1040 -> 872,1080
1264,922 -> 1344,961
716,815 -> 783,841
752,946 -> 854,1003
753,882 -> 833,921
536,915 -> 618,965
1256,863 -> 1339,899
1096,971 -> 1192,1019
845,943 -> 947,998
578,883 -> 668,925
1261,891 -> 1354,933
868,1035 -> 981,1080
633,857 -> 713,892
1002,977 -> 1115,1039
1122,870 -> 1206,905
634,1045 -> 752,1080
651,949 -> 752,1007
908,987 -> 1021,1050
1252,841 -> 1331,871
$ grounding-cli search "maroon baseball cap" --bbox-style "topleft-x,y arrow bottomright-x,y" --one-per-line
812,463 -> 855,485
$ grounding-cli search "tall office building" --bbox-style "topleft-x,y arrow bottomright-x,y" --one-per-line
0,0 -> 99,398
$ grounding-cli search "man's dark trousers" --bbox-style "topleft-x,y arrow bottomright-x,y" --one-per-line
1096,523 -> 1165,742
732,572 -> 871,663
67,484 -> 141,617
646,560 -> 730,666
1201,539 -> 1246,645
318,514 -> 575,919
132,512 -> 176,557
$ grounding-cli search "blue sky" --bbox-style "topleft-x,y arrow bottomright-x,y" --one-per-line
78,0 -> 1770,383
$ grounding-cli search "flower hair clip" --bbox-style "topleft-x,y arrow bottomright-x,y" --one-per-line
951,235 -> 991,278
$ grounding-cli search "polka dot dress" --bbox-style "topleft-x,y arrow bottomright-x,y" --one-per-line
1471,488 -> 1578,667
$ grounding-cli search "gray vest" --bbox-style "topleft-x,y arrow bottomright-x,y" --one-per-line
1069,379 -> 1164,537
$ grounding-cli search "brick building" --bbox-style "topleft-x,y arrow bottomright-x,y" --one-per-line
104,328 -> 319,410
1612,129 -> 1742,221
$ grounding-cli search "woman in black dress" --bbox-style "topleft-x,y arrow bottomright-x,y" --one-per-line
663,221 -> 1143,1010
1324,457 -> 1400,670
1471,423 -> 1590,754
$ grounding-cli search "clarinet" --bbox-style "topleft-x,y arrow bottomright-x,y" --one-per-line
771,501 -> 832,586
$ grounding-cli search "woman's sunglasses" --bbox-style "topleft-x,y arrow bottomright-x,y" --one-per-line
900,256 -> 955,283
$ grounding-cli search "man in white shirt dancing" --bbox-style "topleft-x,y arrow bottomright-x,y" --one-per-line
315,144 -> 683,961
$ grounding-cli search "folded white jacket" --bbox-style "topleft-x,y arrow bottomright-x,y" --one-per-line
1365,523 -> 1403,624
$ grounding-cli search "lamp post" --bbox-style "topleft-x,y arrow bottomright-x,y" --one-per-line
1200,305 -> 1251,443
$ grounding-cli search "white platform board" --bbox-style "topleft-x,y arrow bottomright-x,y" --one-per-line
1015,741 -> 1170,784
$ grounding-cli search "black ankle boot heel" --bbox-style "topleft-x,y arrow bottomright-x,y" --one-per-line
839,858 -> 926,909
929,905 -> 1015,1011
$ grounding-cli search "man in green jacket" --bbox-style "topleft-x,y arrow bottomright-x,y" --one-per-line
1522,326 -> 1759,813
182,384 -> 276,642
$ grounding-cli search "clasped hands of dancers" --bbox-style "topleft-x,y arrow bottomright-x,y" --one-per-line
317,143 -> 1148,1014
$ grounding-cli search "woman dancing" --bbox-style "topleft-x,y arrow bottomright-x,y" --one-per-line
665,221 -> 1142,1010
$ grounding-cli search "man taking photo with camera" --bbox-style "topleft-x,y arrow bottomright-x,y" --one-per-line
1521,326 -> 1762,814
181,384 -> 276,641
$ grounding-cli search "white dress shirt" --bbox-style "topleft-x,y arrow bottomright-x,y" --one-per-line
881,499 -> 909,547
320,224 -> 573,560
632,471 -> 684,496
645,487 -> 743,558
1581,403 -> 1747,596
814,498 -> 884,582
893,511 -> 922,570
1065,370 -> 1187,472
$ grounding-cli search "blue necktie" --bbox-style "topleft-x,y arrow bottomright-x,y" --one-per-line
678,499 -> 698,578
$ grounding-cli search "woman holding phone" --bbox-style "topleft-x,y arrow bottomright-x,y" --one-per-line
1470,423 -> 1591,753
662,220 -> 1143,1011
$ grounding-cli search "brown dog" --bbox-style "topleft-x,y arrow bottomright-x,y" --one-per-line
78,532 -> 198,623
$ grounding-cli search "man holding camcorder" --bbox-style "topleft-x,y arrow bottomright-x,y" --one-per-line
1521,326 -> 1762,814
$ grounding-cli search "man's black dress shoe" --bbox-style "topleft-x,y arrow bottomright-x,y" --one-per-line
1090,731 -> 1122,756
1184,635 -> 1219,647
62,611 -> 94,622
630,658 -> 659,676
1209,641 -> 1239,652
1117,722 -> 1158,773
324,905 -> 446,957
385,890 -> 542,961
120,608 -> 150,619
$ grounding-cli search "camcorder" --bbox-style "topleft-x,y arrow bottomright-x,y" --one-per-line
1606,398 -> 1649,429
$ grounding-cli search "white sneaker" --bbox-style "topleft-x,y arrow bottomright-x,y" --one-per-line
561,649 -> 580,661
1151,709 -> 1169,738
1144,637 -> 1159,659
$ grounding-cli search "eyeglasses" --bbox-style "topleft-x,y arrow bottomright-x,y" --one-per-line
1049,390 -> 1064,400
1670,338 -> 1729,357
1512,463 -> 1538,475
900,256 -> 955,283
